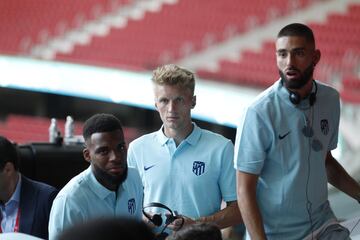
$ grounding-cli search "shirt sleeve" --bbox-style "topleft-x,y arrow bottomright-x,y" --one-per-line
127,142 -> 138,168
219,140 -> 237,202
127,167 -> 144,220
48,195 -> 84,240
234,106 -> 271,175
328,92 -> 340,151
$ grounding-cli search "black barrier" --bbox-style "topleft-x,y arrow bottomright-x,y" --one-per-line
17,142 -> 89,190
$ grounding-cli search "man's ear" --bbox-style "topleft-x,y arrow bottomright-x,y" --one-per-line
191,96 -> 196,109
2,162 -> 15,175
83,148 -> 91,163
313,49 -> 321,67
154,102 -> 161,114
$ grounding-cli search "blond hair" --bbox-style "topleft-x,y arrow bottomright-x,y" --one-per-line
152,64 -> 195,94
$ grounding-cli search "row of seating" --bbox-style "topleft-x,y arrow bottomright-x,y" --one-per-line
0,0 -> 130,53
197,3 -> 360,98
0,0 -> 358,104
0,114 -> 140,144
56,0 -> 309,69
341,75 -> 360,103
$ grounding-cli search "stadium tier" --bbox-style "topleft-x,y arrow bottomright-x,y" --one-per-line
0,114 -> 140,144
0,0 -> 359,103
0,0 -> 130,54
197,3 -> 360,92
341,75 -> 360,103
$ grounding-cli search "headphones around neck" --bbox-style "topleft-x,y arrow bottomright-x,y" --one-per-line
142,202 -> 179,227
288,80 -> 317,106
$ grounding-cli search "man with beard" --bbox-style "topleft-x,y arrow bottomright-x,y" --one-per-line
234,23 -> 360,239
48,113 -> 143,240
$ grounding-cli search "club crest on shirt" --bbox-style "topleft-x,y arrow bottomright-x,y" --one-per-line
128,198 -> 136,215
192,161 -> 205,176
320,119 -> 329,135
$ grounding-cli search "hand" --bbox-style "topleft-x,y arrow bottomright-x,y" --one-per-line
143,212 -> 159,229
166,214 -> 195,231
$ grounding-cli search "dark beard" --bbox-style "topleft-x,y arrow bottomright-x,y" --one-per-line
92,164 -> 128,191
279,63 -> 314,89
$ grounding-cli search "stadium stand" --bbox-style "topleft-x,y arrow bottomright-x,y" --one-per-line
341,75 -> 360,104
196,2 -> 360,89
197,40 -> 278,87
0,114 -> 140,144
0,0 -> 130,54
1,0 -> 358,92
54,0 -> 312,69
0,0 -> 312,68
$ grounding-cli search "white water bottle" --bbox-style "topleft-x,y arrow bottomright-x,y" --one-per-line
64,115 -> 74,139
49,118 -> 59,143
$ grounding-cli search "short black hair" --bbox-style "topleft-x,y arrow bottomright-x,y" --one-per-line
169,223 -> 223,240
277,23 -> 315,46
0,136 -> 19,171
83,113 -> 123,141
57,217 -> 155,240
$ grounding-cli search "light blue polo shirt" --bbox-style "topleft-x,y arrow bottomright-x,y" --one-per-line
234,80 -> 340,239
48,166 -> 143,240
128,123 -> 236,223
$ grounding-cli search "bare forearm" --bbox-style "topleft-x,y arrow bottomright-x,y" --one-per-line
238,192 -> 266,240
197,201 -> 242,229
326,154 -> 360,200
236,171 -> 266,239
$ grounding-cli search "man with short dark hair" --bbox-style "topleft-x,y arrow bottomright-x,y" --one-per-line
235,23 -> 360,239
48,113 -> 143,240
57,217 -> 155,240
0,136 -> 58,239
168,222 -> 223,240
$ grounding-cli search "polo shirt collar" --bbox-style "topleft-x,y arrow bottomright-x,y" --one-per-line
276,79 -> 292,107
85,166 -> 123,200
277,78 -> 317,109
156,123 -> 201,146
185,123 -> 201,146
156,127 -> 169,146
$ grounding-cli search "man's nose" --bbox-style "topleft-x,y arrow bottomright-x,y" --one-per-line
286,53 -> 296,66
167,101 -> 176,112
109,150 -> 121,162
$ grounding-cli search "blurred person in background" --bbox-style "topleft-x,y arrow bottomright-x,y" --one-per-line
0,135 -> 58,239
128,64 -> 242,236
235,23 -> 360,240
166,222 -> 223,240
48,113 -> 143,240
57,217 -> 155,240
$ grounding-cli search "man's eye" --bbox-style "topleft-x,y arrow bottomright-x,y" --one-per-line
295,51 -> 305,57
118,144 -> 126,152
98,149 -> 108,155
175,98 -> 184,104
277,52 -> 287,58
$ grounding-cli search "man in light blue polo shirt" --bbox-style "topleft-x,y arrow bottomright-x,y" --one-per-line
48,114 -> 143,240
128,64 -> 242,234
235,23 -> 360,240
